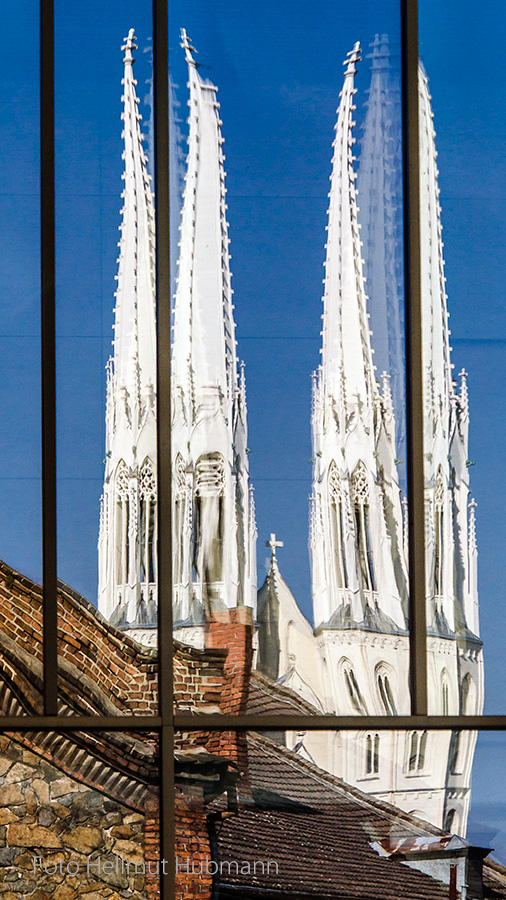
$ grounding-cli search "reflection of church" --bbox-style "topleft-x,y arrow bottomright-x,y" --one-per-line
97,30 -> 483,836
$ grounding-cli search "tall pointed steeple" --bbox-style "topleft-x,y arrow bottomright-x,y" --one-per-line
172,29 -> 238,414
113,29 -> 156,413
311,43 -> 407,635
172,30 -> 256,644
419,65 -> 479,639
358,34 -> 405,462
321,43 -> 377,415
98,29 -> 158,640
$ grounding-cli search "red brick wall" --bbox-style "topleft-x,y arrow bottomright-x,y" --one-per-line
175,784 -> 213,900
201,608 -> 253,779
144,794 -> 161,900
0,561 -> 229,718
206,607 -> 253,716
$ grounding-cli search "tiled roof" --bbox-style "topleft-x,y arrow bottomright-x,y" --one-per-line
216,733 -> 506,899
484,858 -> 506,899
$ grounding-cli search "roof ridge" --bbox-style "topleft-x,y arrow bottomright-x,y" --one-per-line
247,731 -> 444,836
250,670 -> 321,715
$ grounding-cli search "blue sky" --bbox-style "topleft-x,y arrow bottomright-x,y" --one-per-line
2,0 -> 506,856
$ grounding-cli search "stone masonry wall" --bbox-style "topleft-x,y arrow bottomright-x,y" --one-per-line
0,734 -> 151,900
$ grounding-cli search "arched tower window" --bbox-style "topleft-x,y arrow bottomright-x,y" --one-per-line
441,669 -> 449,716
461,673 -> 474,715
342,661 -> 367,715
351,462 -> 376,592
329,463 -> 348,590
449,731 -> 462,774
195,454 -> 226,584
115,461 -> 129,594
376,666 -> 397,715
366,733 -> 380,775
139,458 -> 156,586
444,809 -> 457,833
174,455 -> 186,586
408,730 -> 428,772
434,467 -> 444,597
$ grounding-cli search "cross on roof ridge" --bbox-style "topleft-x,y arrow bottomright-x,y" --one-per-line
266,533 -> 284,561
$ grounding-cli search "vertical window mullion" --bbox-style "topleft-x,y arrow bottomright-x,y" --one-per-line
401,0 -> 428,716
40,0 -> 58,717
153,0 -> 174,897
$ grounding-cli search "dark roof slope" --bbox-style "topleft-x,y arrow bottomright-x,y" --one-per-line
216,733 -> 505,899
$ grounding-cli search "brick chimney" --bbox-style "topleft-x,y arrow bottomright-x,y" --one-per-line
204,607 -> 253,780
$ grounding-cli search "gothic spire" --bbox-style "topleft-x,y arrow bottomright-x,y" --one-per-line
172,28 -> 238,417
321,42 -> 377,415
98,29 -> 158,630
358,34 -> 404,452
113,28 -> 156,423
171,31 -> 255,636
311,42 -> 408,634
419,64 -> 454,431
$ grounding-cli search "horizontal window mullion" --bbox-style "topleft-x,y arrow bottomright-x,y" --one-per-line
173,714 -> 506,731
0,716 -> 162,730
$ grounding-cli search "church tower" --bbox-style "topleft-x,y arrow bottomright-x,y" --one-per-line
419,62 -> 483,831
310,41 -> 408,656
98,30 -> 158,645
301,42 -> 482,836
171,31 -> 256,646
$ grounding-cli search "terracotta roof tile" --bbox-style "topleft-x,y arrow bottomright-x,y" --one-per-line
216,734 -> 487,899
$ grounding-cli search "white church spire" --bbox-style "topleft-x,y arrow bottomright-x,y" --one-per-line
321,43 -> 377,414
172,29 -> 238,417
419,64 -> 453,439
172,30 -> 256,642
311,43 -> 407,634
358,34 -> 405,459
114,28 -> 156,412
98,29 -> 157,638
419,65 -> 480,641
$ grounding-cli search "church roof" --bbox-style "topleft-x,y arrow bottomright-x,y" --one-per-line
247,670 -> 321,717
257,556 -> 314,638
216,732 -> 504,899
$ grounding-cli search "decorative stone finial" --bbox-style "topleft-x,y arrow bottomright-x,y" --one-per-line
181,28 -> 198,68
344,41 -> 361,78
122,28 -> 137,65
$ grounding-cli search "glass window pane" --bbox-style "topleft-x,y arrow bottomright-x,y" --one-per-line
0,4 -> 41,591
54,1 -> 158,709
169,2 -> 409,716
173,729 -> 506,897
0,730 -> 159,892
419,3 -> 500,713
